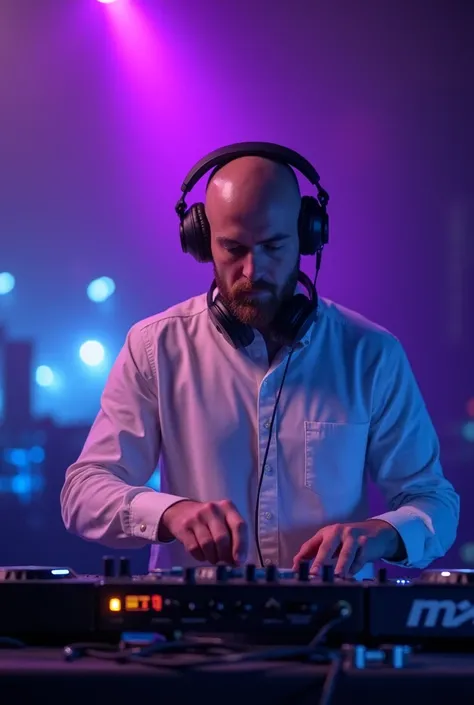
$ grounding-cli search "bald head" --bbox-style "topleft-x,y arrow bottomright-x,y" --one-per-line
205,156 -> 301,223
205,155 -> 302,332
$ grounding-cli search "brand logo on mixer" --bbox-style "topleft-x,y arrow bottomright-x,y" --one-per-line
406,599 -> 474,628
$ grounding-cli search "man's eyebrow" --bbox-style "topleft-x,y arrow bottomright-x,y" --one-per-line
216,233 -> 289,246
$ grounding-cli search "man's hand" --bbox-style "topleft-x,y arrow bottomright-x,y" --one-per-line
159,499 -> 248,566
292,519 -> 405,578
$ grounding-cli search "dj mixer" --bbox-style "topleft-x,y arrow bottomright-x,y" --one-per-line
1,560 -> 473,652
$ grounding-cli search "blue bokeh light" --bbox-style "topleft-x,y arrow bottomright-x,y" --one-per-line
87,277 -> 116,303
0,272 -> 15,295
36,365 -> 55,387
79,340 -> 105,366
461,420 -> 474,442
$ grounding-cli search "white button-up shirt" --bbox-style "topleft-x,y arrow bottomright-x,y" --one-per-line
61,293 -> 459,574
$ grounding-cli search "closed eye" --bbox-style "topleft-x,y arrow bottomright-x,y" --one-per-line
217,234 -> 289,255
225,242 -> 285,255
264,243 -> 284,251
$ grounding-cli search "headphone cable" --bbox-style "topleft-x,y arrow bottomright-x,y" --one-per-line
254,253 -> 322,568
254,347 -> 295,567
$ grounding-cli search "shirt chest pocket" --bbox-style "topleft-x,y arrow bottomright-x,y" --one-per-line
304,421 -> 369,502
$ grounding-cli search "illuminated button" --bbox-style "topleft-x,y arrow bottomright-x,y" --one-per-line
264,464 -> 272,474
109,597 -> 122,612
152,594 -> 163,611
139,523 -> 147,533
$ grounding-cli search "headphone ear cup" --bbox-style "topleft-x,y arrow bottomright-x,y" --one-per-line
298,195 -> 329,255
208,293 -> 255,349
273,293 -> 316,345
180,203 -> 213,263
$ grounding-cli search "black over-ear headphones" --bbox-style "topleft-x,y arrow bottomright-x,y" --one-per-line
175,142 -> 330,349
175,141 -> 329,263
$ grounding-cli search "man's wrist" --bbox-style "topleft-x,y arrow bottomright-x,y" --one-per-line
157,499 -> 192,542
366,519 -> 407,561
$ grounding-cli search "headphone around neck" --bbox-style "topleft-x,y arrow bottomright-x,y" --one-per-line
175,142 -> 330,349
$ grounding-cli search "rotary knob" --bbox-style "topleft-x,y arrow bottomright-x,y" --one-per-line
103,556 -> 115,578
216,565 -> 228,582
185,567 -> 196,584
298,560 -> 310,581
266,564 -> 277,582
119,557 -> 131,578
322,564 -> 334,583
245,564 -> 256,582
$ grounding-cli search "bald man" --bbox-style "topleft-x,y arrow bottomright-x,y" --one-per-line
61,149 -> 459,579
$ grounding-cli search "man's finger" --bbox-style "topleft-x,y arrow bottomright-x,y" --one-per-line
181,528 -> 205,562
310,533 -> 341,575
225,507 -> 248,564
208,517 -> 233,564
334,535 -> 358,577
193,524 -> 218,564
347,537 -> 369,576
292,533 -> 323,569
348,552 -> 366,577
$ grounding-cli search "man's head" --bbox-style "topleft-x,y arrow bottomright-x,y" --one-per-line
205,156 -> 301,332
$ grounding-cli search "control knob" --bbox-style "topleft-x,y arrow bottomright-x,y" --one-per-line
103,556 -> 115,578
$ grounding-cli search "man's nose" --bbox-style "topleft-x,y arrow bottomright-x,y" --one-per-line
242,251 -> 263,282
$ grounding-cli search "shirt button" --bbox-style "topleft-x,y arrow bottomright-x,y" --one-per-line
264,511 -> 272,520
264,420 -> 271,429
139,523 -> 147,533
264,464 -> 272,474
264,559 -> 272,566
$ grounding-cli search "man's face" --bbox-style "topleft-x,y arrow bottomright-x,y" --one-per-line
206,158 -> 301,331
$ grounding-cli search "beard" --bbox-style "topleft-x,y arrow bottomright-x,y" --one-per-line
214,257 -> 301,331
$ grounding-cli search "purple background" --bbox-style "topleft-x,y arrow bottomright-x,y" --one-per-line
0,0 -> 473,574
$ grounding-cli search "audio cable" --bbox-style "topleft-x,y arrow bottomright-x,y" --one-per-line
254,255 -> 321,567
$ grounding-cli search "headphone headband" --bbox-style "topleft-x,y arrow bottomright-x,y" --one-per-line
175,141 -> 330,263
176,141 -> 329,215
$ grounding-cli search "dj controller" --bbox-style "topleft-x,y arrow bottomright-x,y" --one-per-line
1,559 -> 474,654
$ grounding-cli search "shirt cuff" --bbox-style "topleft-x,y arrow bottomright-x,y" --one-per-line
368,507 -> 426,567
127,491 -> 190,543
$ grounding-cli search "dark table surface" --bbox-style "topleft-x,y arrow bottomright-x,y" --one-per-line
1,647 -> 473,705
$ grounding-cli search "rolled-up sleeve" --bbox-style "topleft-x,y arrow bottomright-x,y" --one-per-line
367,339 -> 460,569
60,323 -> 188,548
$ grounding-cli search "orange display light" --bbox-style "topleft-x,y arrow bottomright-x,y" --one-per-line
108,597 -> 122,612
